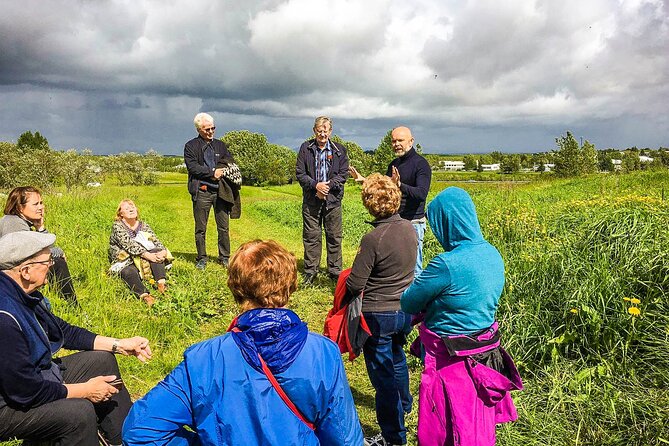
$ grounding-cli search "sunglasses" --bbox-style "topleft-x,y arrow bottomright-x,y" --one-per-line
201,126 -> 216,132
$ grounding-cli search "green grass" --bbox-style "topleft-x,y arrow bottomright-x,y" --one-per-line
3,170 -> 669,445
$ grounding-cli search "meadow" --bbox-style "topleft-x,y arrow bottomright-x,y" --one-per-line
3,170 -> 669,445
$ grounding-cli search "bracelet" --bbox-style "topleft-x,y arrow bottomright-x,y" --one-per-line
111,339 -> 121,354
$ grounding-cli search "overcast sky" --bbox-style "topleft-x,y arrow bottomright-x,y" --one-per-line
1,0 -> 667,155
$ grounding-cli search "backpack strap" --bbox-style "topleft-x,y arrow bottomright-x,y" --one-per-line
229,325 -> 315,431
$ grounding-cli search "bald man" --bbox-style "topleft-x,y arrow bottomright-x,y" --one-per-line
350,127 -> 431,276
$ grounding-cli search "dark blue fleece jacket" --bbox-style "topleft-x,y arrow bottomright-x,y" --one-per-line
0,272 -> 96,409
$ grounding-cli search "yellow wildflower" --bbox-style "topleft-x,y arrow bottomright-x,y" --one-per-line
149,278 -> 156,285
630,298 -> 641,304
628,307 -> 641,317
569,308 -> 579,314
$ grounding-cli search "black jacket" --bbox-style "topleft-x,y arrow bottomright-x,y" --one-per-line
346,214 -> 417,312
184,136 -> 234,200
295,139 -> 349,209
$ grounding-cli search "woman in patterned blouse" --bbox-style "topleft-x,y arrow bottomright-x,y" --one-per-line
108,200 -> 170,306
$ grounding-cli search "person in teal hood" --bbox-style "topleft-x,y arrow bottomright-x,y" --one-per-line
401,186 -> 504,335
400,187 -> 522,446
123,239 -> 363,446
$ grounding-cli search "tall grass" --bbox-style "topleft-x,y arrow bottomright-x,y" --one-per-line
2,171 -> 668,445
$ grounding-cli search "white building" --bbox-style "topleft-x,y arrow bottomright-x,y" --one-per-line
439,160 -> 465,171
639,155 -> 654,163
481,163 -> 500,171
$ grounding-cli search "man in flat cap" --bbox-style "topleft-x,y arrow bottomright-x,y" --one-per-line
0,231 -> 153,446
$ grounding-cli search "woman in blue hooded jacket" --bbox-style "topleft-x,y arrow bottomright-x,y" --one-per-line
400,187 -> 521,446
122,239 -> 363,446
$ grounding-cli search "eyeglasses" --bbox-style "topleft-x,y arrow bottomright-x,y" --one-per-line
23,256 -> 54,268
201,126 -> 216,132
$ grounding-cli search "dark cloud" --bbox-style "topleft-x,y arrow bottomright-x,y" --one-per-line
0,0 -> 667,154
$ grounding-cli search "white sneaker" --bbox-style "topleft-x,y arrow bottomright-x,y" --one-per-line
363,433 -> 403,446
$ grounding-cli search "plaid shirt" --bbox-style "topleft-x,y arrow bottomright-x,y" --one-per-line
315,141 -> 332,183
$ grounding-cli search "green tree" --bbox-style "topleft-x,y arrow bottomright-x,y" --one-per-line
371,130 -> 394,173
222,130 -> 296,186
500,154 -> 521,174
59,149 -> 98,190
553,131 -> 598,177
16,130 -> 50,153
330,135 -> 372,176
104,152 -> 157,186
463,155 -> 477,171
621,151 -> 640,172
580,140 -> 598,174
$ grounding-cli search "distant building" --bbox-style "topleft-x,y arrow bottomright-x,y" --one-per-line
439,160 -> 465,171
611,159 -> 622,171
639,155 -> 654,163
532,163 -> 555,172
481,163 -> 501,172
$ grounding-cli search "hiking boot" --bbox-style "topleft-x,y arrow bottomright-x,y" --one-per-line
195,259 -> 207,270
303,273 -> 316,285
363,433 -> 403,446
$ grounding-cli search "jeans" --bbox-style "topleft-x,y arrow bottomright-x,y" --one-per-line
301,201 -> 343,276
412,221 -> 426,278
362,311 -> 413,445
0,351 -> 132,445
193,189 -> 231,263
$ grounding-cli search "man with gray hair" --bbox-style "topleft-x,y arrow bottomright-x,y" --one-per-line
184,112 -> 236,270
0,231 -> 152,445
296,116 -> 349,284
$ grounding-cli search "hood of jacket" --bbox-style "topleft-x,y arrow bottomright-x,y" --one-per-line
427,186 -> 484,252
230,308 -> 308,374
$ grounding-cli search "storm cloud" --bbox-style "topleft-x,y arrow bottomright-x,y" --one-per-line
0,0 -> 667,154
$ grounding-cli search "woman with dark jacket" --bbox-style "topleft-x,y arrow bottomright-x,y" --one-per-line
346,174 -> 417,446
0,186 -> 78,304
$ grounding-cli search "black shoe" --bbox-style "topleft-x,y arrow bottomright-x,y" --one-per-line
195,259 -> 207,270
303,273 -> 316,285
217,258 -> 229,268
328,272 -> 340,283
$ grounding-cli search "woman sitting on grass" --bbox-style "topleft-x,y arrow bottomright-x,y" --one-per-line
122,239 -> 363,445
108,199 -> 171,307
400,187 -> 522,446
0,186 -> 79,305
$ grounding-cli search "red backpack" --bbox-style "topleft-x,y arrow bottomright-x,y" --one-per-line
323,269 -> 371,361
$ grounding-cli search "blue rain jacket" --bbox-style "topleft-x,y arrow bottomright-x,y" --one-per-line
122,308 -> 362,445
400,187 -> 505,336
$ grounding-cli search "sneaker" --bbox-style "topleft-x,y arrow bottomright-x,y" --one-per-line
303,273 -> 316,285
363,433 -> 402,446
195,259 -> 207,270
328,272 -> 340,283
217,258 -> 229,268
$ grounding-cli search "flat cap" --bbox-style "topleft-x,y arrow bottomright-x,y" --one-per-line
0,231 -> 56,270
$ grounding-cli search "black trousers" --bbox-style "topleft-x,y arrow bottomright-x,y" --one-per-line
0,351 -> 132,446
119,251 -> 166,298
48,257 -> 77,304
193,189 -> 231,263
302,201 -> 343,276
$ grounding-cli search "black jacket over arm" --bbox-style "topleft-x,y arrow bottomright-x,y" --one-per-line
184,136 -> 234,200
